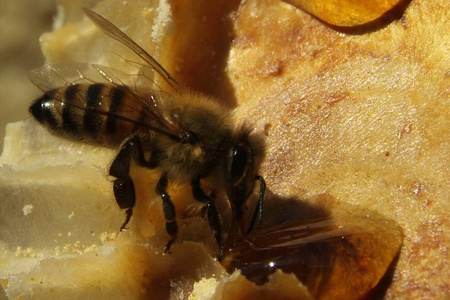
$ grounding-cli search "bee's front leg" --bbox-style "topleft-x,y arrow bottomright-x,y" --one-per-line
192,178 -> 223,260
109,134 -> 153,230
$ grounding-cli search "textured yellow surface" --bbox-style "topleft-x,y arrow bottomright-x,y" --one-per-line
1,0 -> 448,298
226,0 -> 449,297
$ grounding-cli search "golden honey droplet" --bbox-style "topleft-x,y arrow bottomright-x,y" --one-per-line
283,0 -> 404,27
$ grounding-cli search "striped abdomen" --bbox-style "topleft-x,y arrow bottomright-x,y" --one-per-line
30,83 -> 147,147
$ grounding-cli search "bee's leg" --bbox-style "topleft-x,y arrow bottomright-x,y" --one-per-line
191,178 -> 223,260
110,134 -> 152,230
246,176 -> 266,235
156,173 -> 178,253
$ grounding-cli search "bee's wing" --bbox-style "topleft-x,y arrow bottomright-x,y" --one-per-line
29,63 -> 159,110
29,64 -> 182,139
30,63 -> 163,92
29,64 -> 108,93
83,8 -> 181,92
92,63 -> 171,99
250,217 -> 341,248
252,210 -> 403,249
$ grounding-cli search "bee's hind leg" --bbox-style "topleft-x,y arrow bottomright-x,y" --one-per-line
109,134 -> 152,230
192,178 -> 223,260
156,173 -> 178,253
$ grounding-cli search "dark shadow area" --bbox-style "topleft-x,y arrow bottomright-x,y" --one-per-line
223,190 -> 404,299
247,189 -> 330,229
364,251 -> 402,299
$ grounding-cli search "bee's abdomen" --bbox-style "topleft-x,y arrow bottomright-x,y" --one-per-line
30,83 -> 142,147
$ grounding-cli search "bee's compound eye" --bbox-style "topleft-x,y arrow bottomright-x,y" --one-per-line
228,143 -> 251,186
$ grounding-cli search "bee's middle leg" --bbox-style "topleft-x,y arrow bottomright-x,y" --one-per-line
109,134 -> 152,230
192,178 -> 223,260
156,173 -> 178,253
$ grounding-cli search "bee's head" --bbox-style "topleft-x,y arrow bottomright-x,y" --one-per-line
225,127 -> 265,234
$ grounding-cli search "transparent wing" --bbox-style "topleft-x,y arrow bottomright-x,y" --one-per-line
92,62 -> 172,99
83,8 -> 181,92
29,62 -> 163,92
29,64 -> 108,93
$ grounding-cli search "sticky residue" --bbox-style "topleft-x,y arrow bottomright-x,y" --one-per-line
22,204 -> 33,216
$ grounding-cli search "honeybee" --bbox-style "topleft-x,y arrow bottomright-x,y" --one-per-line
29,8 -> 266,256
221,193 -> 404,299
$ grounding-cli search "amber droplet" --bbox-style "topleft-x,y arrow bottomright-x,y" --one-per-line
283,0 -> 404,27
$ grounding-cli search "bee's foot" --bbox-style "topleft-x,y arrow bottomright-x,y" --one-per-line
163,238 -> 175,254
